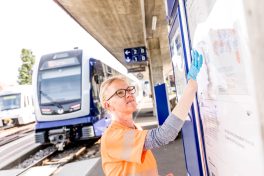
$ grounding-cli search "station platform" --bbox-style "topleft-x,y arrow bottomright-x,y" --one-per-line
0,97 -> 187,176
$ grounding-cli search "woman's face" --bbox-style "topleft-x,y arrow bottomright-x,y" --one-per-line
104,79 -> 137,114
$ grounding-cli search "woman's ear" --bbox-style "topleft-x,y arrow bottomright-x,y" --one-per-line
103,101 -> 108,109
103,101 -> 110,110
104,101 -> 115,112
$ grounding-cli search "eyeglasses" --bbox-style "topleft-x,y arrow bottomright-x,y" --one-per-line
106,86 -> 136,101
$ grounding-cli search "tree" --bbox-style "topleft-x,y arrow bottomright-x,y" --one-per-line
17,48 -> 35,85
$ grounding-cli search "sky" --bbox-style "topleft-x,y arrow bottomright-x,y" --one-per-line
0,0 -> 131,86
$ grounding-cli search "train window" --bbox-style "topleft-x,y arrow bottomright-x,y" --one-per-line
94,75 -> 99,84
39,65 -> 81,104
93,74 -> 104,84
90,61 -> 106,116
106,66 -> 113,76
0,94 -> 21,110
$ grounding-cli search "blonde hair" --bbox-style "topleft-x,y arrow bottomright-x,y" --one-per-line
99,75 -> 128,105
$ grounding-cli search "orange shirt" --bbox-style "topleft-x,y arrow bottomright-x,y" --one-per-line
101,121 -> 158,176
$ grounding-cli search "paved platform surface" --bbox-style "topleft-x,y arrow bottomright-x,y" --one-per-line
89,136 -> 186,176
153,137 -> 186,176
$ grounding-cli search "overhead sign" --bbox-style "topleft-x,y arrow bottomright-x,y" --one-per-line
124,46 -> 147,63
127,66 -> 146,73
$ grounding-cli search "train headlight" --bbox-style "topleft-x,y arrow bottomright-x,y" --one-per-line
41,108 -> 52,114
70,104 -> 81,111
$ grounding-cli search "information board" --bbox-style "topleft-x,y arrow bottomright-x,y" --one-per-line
187,0 -> 264,175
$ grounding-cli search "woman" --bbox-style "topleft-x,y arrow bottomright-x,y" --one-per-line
99,50 -> 203,176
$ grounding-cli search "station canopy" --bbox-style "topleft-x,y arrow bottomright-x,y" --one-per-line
55,0 -> 171,70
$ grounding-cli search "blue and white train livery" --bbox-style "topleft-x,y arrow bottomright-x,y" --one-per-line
33,49 -> 113,150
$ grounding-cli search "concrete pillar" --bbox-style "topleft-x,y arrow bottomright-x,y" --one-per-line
147,37 -> 164,116
243,0 -> 264,141
148,38 -> 164,85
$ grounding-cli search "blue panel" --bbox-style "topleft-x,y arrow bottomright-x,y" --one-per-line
183,0 -> 209,172
181,120 -> 202,176
35,116 -> 98,129
93,117 -> 111,136
178,5 -> 203,176
124,46 -> 147,63
168,14 -> 179,44
154,83 -> 169,125
167,2 -> 204,175
166,0 -> 179,29
167,0 -> 177,18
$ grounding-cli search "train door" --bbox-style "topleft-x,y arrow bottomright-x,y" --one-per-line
20,89 -> 35,124
19,93 -> 27,124
90,59 -> 108,118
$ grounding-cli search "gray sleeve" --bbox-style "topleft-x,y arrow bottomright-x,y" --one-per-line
144,113 -> 185,150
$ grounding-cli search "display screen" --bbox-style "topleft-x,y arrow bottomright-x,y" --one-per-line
40,57 -> 79,70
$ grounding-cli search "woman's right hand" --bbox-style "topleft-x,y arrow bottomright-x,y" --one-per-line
187,49 -> 203,80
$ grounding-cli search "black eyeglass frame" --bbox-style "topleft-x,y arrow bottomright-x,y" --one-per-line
106,86 -> 136,101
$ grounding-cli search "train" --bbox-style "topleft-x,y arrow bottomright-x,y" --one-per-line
32,49 -> 117,150
0,85 -> 35,127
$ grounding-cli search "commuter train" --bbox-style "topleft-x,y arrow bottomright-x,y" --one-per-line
33,49 -> 115,150
0,85 -> 35,127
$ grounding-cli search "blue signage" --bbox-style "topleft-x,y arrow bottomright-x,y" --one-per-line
154,83 -> 170,125
124,46 -> 147,63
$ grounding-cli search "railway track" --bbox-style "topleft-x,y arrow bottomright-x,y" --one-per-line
12,141 -> 100,176
0,122 -> 101,175
16,147 -> 58,176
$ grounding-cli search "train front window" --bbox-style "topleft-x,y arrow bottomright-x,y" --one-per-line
0,94 -> 21,111
39,66 -> 81,105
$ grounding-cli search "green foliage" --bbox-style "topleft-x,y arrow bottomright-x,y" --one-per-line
17,48 -> 35,85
